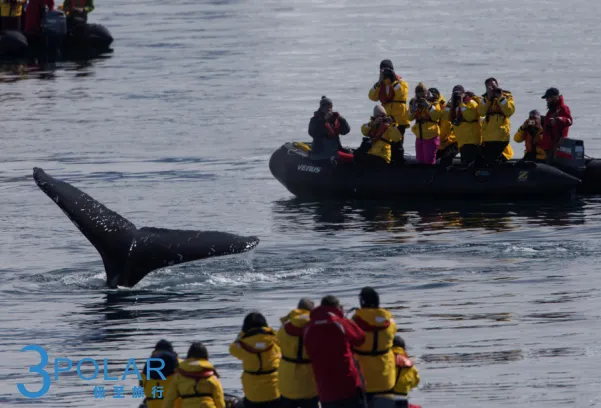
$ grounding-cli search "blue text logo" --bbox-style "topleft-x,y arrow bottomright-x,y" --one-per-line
17,344 -> 166,398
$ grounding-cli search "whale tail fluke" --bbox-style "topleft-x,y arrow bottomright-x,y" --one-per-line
33,167 -> 260,288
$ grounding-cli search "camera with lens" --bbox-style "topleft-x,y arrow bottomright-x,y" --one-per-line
493,88 -> 503,98
381,67 -> 395,81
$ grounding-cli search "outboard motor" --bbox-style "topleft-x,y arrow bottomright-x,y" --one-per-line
42,10 -> 68,38
553,138 -> 586,172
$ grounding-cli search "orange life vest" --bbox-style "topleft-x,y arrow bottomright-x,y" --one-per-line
368,121 -> 391,141
378,76 -> 404,105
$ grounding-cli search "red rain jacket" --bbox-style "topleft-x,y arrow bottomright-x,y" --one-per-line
25,0 -> 55,35
303,306 -> 366,403
541,95 -> 573,150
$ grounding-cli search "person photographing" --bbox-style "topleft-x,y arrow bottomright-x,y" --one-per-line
408,83 -> 441,165
514,110 -> 545,162
441,85 -> 481,164
368,60 -> 409,163
477,78 -> 515,164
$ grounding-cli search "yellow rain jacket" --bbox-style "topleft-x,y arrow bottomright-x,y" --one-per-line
229,327 -> 281,403
141,352 -> 182,408
477,91 -> 515,143
435,95 -> 456,150
0,0 -> 26,17
369,77 -> 410,126
408,101 -> 442,140
360,119 -> 403,164
391,346 -> 420,396
514,126 -> 545,160
441,97 -> 481,148
163,359 -> 225,408
502,143 -> 514,160
276,309 -> 317,400
351,308 -> 397,394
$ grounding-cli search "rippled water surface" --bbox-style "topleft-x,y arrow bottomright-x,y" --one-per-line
2,0 -> 601,407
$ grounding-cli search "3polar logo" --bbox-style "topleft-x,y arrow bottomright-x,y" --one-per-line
297,164 -> 321,174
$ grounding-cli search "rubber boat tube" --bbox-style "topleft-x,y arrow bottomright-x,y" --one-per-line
0,22 -> 113,61
269,142 -> 582,200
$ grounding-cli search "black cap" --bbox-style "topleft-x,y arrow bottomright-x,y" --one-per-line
452,85 -> 465,93
380,59 -> 394,70
542,87 -> 560,99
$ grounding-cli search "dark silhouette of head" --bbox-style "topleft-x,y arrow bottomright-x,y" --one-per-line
297,298 -> 315,311
154,339 -> 174,353
359,286 -> 380,308
187,342 -> 209,359
393,335 -> 406,349
321,295 -> 340,308
242,312 -> 268,333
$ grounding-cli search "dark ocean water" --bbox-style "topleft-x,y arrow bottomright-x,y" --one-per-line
1,0 -> 601,407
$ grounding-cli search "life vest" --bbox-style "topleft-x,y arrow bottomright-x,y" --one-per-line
449,99 -> 478,125
379,76 -> 405,105
482,91 -> 511,122
72,0 -> 87,9
280,321 -> 310,365
367,120 -> 392,143
351,314 -> 392,356
176,368 -> 217,401
314,112 -> 342,139
523,127 -> 541,154
239,329 -> 278,376
393,353 -> 414,395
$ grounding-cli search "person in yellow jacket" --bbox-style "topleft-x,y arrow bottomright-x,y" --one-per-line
140,340 -> 182,408
357,105 -> 403,166
276,299 -> 318,408
477,77 -> 516,164
408,82 -> 442,165
442,85 -> 482,164
391,336 -> 420,408
514,109 -> 545,161
0,0 -> 26,31
429,88 -> 459,167
368,60 -> 409,164
229,312 -> 281,408
351,287 -> 397,408
163,342 -> 225,408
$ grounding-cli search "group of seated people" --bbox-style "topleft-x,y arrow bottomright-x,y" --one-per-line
0,0 -> 94,37
140,288 -> 420,408
308,59 -> 573,167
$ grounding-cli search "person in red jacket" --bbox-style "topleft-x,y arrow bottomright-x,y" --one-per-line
304,295 -> 367,408
540,87 -> 573,163
24,0 -> 55,36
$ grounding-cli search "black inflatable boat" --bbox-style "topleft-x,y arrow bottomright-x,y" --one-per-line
269,142 -> 583,200
0,11 -> 113,61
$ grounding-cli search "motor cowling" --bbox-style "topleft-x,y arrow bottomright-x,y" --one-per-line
554,138 -> 586,171
42,10 -> 68,37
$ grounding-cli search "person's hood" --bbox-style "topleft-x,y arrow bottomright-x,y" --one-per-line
310,305 -> 344,322
238,327 -> 278,352
177,358 -> 217,379
280,308 -> 311,336
352,307 -> 393,331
